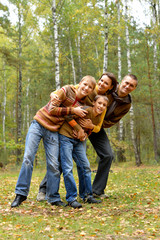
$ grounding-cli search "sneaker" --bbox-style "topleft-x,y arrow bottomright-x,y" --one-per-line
51,200 -> 66,207
36,192 -> 46,201
93,193 -> 109,199
86,196 -> 102,204
68,200 -> 82,209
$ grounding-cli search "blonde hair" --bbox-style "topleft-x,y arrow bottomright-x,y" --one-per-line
80,75 -> 96,89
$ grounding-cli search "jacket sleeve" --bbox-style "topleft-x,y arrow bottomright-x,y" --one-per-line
46,87 -> 75,116
64,115 -> 82,132
92,108 -> 107,133
103,104 -> 131,128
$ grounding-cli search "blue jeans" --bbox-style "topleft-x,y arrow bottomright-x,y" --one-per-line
15,120 -> 61,203
59,134 -> 92,203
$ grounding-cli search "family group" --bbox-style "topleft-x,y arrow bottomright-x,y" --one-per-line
11,72 -> 138,209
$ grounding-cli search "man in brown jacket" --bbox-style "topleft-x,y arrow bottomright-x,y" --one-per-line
88,74 -> 138,198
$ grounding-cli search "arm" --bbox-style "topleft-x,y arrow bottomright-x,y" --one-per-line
103,104 -> 131,128
47,87 -> 87,117
78,108 -> 107,133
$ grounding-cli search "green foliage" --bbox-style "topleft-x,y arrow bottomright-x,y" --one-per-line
0,0 -> 160,165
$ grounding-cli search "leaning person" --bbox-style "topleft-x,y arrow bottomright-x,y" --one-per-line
59,95 -> 109,208
11,75 -> 96,208
85,74 -> 138,198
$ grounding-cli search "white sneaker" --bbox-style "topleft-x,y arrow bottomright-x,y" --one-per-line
93,193 -> 109,199
36,192 -> 46,201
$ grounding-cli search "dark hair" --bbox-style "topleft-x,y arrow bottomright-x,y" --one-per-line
99,72 -> 118,94
94,95 -> 109,102
124,74 -> 138,86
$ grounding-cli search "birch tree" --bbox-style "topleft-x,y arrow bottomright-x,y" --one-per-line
146,33 -> 159,162
103,0 -> 109,72
16,3 -> 23,164
2,61 -> 7,150
76,34 -> 82,79
69,38 -> 76,84
52,0 -> 60,89
124,0 -> 141,166
117,0 -> 126,162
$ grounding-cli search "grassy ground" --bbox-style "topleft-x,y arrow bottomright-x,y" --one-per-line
0,163 -> 160,240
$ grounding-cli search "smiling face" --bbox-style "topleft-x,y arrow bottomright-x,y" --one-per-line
77,78 -> 96,99
93,96 -> 108,116
118,76 -> 137,97
97,75 -> 113,95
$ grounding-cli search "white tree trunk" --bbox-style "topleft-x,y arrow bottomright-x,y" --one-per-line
26,78 -> 30,129
52,0 -> 60,89
117,1 -> 123,153
2,62 -> 7,149
117,0 -> 121,81
77,34 -> 82,79
125,0 -> 131,73
125,0 -> 141,165
69,38 -> 76,84
151,2 -> 158,80
95,44 -> 101,75
103,0 -> 108,72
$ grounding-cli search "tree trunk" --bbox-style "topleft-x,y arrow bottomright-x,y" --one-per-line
130,105 -> 142,166
2,61 -> 6,150
103,0 -> 108,72
69,38 -> 76,84
52,0 -> 60,89
146,40 -> 159,162
151,2 -> 158,81
77,34 -> 82,79
125,0 -> 141,165
117,0 -> 121,81
16,6 -> 22,164
117,0 -> 126,162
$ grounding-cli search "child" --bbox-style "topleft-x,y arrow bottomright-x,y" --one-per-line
59,95 -> 109,208
11,75 -> 96,208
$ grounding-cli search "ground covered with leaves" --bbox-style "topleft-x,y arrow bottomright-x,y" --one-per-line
0,164 -> 160,240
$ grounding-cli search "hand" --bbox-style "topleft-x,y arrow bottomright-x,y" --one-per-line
50,92 -> 59,101
73,128 -> 85,140
79,118 -> 94,129
74,106 -> 87,117
80,133 -> 87,141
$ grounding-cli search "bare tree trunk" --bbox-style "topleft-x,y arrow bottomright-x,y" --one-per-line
130,105 -> 142,166
16,6 -> 22,164
117,0 -> 121,81
103,0 -> 108,72
52,0 -> 60,89
116,0 -> 126,162
77,34 -> 82,79
146,40 -> 159,162
125,0 -> 141,165
26,78 -> 30,129
2,61 -> 6,150
69,38 -> 76,84
125,0 -> 131,73
151,2 -> 158,81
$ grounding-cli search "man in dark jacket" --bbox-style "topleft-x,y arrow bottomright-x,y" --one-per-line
89,74 -> 138,197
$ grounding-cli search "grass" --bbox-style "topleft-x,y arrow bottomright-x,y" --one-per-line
0,163 -> 160,240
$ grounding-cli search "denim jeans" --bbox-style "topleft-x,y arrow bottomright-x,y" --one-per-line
59,134 -> 92,203
38,128 -> 113,197
15,120 -> 61,203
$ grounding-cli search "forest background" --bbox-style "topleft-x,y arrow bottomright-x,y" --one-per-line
0,0 -> 160,168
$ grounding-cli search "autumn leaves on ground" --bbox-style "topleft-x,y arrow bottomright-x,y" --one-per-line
0,164 -> 160,240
